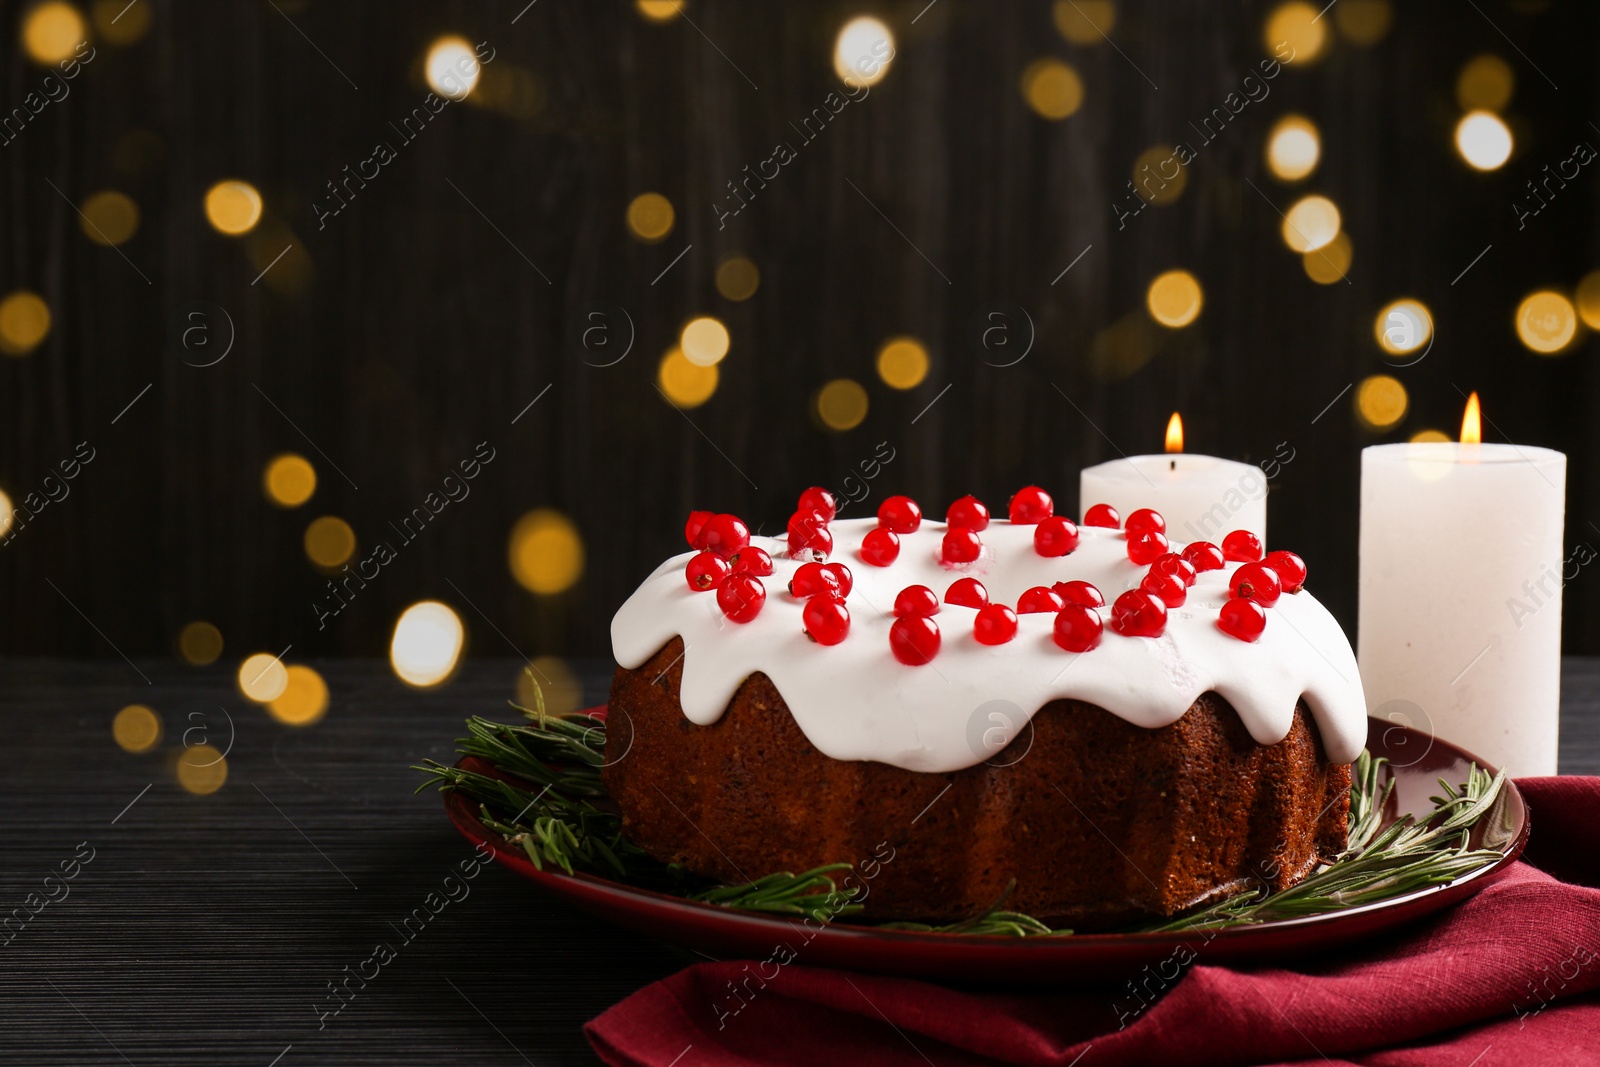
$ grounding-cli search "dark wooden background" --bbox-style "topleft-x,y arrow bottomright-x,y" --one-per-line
2,0 -> 1597,662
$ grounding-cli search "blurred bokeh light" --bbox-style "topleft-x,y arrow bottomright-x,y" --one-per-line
1356,374 -> 1409,430
0,291 -> 51,356
815,379 -> 869,431
178,621 -> 224,666
680,316 -> 730,367
204,180 -> 263,235
268,665 -> 328,725
238,653 -> 289,703
390,601 -> 465,687
1146,270 -> 1203,328
1266,115 -> 1320,182
1455,111 -> 1512,170
113,704 -> 162,754
876,337 -> 929,390
1516,290 -> 1577,355
834,16 -> 894,87
22,2 -> 86,64
263,454 -> 317,507
509,509 -> 585,595
626,192 -> 674,243
657,347 -> 718,408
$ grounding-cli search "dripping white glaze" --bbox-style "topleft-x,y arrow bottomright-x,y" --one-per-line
611,517 -> 1368,772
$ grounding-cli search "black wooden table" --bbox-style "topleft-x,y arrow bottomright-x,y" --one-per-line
3,658 -> 1598,1065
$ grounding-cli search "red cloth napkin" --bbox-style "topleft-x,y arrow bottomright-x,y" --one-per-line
587,777 -> 1600,1066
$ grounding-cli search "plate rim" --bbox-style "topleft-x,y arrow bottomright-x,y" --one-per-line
441,713 -> 1530,951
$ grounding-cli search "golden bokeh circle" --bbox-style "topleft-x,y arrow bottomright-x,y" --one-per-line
0,291 -> 52,356
509,509 -> 586,595
1263,2 -> 1327,64
176,745 -> 228,795
113,704 -> 162,753
1266,114 -> 1320,182
1356,374 -> 1409,430
680,316 -> 730,367
178,621 -> 224,666
1052,0 -> 1115,44
876,337 -> 929,390
1335,0 -> 1392,45
834,16 -> 894,87
1574,270 -> 1600,330
1374,299 -> 1433,356
263,453 -> 317,507
424,35 -> 480,100
1281,195 -> 1341,253
1410,429 -> 1451,444
204,180 -> 263,235
304,516 -> 356,568
1145,270 -> 1204,328
92,0 -> 150,46
1455,111 -> 1513,171
269,665 -> 328,725
238,653 -> 289,703
0,489 -> 14,538
1457,54 -> 1514,112
636,0 -> 685,21
1515,290 -> 1577,355
816,378 -> 869,432
658,348 -> 718,408
1020,58 -> 1084,120
715,256 -> 760,301
626,192 -> 674,242
1303,231 -> 1353,285
80,190 -> 140,246
1132,145 -> 1186,205
390,601 -> 466,687
22,2 -> 86,64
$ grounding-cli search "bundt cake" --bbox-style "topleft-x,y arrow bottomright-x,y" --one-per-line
604,488 -> 1367,929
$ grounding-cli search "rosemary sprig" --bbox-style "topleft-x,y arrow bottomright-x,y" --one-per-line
418,688 -> 1515,938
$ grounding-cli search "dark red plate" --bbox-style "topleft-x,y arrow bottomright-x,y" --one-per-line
444,713 -> 1527,984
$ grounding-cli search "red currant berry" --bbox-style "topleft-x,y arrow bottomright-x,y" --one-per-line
788,561 -> 840,599
822,562 -> 854,597
685,550 -> 730,592
685,510 -> 714,549
1265,550 -> 1307,594
1110,589 -> 1167,638
893,585 -> 940,618
941,527 -> 982,564
1127,530 -> 1170,566
1222,529 -> 1264,563
946,495 -> 990,531
802,596 -> 850,645
860,527 -> 900,567
1083,503 -> 1121,529
1008,486 -> 1053,524
1053,604 -> 1104,653
717,573 -> 766,622
797,486 -> 837,523
1033,516 -> 1080,557
1017,586 -> 1066,614
973,604 -> 1018,645
1217,597 -> 1267,642
787,510 -> 831,557
889,615 -> 941,665
1150,552 -> 1197,588
1125,508 -> 1166,535
1229,562 -> 1282,607
730,546 -> 774,576
878,495 -> 922,534
945,577 -> 989,609
1140,571 -> 1187,608
1052,580 -> 1105,609
700,513 -> 751,559
1182,541 -> 1225,572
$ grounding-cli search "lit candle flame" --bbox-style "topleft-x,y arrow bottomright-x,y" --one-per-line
1461,392 -> 1482,445
1165,412 -> 1184,454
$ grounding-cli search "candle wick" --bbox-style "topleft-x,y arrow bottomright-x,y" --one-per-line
1170,459 -> 1176,471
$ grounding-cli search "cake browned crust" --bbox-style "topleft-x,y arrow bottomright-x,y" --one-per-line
605,637 -> 1351,929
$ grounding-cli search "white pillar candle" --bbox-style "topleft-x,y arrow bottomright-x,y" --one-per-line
1078,451 -> 1268,545
1358,427 -> 1566,775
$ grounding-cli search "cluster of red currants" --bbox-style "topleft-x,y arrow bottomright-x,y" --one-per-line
682,509 -> 771,623
887,573 -> 1110,666
1087,504 -> 1307,644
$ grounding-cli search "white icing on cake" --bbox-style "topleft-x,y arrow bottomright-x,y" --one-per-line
610,516 -> 1368,772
